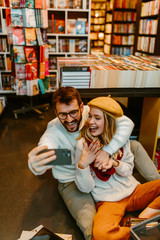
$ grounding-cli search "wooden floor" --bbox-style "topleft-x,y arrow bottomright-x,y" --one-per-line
0,102 -> 84,240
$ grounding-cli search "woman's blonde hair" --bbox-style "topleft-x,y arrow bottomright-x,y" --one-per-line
79,110 -> 122,159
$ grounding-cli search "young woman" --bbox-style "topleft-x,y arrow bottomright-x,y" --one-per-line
75,96 -> 160,240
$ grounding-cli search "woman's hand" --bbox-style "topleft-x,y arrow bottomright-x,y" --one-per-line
78,140 -> 100,169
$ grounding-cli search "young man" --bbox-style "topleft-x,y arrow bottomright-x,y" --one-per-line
28,87 -> 160,240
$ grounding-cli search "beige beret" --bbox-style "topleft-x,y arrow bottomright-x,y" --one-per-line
88,96 -> 123,119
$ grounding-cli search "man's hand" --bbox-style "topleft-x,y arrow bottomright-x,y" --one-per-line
28,145 -> 57,173
94,150 -> 112,171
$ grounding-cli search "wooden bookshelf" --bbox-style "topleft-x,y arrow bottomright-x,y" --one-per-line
47,0 -> 91,84
134,0 -> 160,56
139,98 -> 160,172
90,0 -> 106,53
104,0 -> 138,55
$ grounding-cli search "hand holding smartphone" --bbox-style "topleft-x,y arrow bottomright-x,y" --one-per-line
39,149 -> 72,166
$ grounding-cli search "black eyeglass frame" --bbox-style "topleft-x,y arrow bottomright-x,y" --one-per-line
57,108 -> 80,120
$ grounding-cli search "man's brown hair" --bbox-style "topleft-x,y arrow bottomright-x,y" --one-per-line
52,87 -> 82,109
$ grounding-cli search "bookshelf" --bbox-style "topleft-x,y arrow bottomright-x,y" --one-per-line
0,6 -> 12,95
134,0 -> 160,56
47,0 -> 91,83
104,0 -> 138,55
139,98 -> 160,172
90,0 -> 106,53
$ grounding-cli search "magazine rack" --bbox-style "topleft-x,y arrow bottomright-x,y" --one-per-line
13,96 -> 49,120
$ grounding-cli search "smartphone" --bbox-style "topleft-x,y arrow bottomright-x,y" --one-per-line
39,149 -> 72,166
31,227 -> 63,240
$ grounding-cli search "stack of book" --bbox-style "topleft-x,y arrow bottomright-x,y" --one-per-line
61,66 -> 90,88
58,54 -> 160,89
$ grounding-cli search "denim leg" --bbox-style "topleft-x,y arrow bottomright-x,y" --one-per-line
130,141 -> 160,181
58,181 -> 96,240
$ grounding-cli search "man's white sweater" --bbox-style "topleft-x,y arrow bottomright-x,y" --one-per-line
29,105 -> 134,183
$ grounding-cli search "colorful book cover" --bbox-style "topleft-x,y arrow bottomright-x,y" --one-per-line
55,19 -> 65,33
16,79 -> 27,95
25,0 -> 35,8
41,29 -> 48,44
67,19 -> 76,34
11,8 -> 23,27
12,28 -> 25,45
35,0 -> 42,8
38,79 -> 45,94
13,46 -> 26,63
45,61 -> 49,76
76,20 -> 85,34
24,8 -> 36,27
26,79 -> 39,96
24,47 -> 37,62
5,9 -> 11,26
39,62 -> 45,79
36,28 -> 44,46
26,62 -> 38,80
15,63 -> 26,79
10,0 -> 21,8
48,39 -> 56,52
24,28 -> 37,46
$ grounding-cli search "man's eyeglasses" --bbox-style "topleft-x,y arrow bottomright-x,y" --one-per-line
58,108 -> 80,120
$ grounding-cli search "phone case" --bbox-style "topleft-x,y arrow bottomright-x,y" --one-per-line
39,149 -> 72,165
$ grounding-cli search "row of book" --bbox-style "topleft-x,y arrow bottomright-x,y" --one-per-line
0,74 -> 57,94
113,11 -> 137,22
107,0 -> 138,10
59,38 -> 87,53
0,55 -> 11,70
50,0 -> 89,9
91,2 -> 105,10
137,36 -> 155,54
112,35 -> 134,45
11,8 -> 48,28
113,23 -> 135,34
2,0 -> 48,9
90,17 -> 105,25
58,54 -> 160,89
139,19 -> 158,35
141,0 -> 159,17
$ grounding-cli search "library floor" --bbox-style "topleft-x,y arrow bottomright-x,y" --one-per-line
0,98 -> 146,240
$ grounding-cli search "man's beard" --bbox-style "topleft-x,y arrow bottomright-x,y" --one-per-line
63,119 -> 80,132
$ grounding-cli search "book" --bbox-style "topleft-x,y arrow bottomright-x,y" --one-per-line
48,39 -> 56,52
12,28 -> 25,45
57,0 -> 66,8
36,28 -> 44,46
16,79 -> 27,95
38,79 -> 45,94
76,20 -> 86,34
23,8 -> 36,28
13,46 -> 26,63
39,62 -> 45,79
10,0 -> 21,8
15,63 -> 26,79
49,56 -> 57,69
41,29 -> 48,44
24,28 -> 37,46
55,19 -> 65,34
35,0 -> 42,8
41,9 -> 48,28
73,0 -> 82,8
24,47 -> 37,63
11,8 -> 23,27
26,79 -> 39,96
26,62 -> 38,80
25,0 -> 35,8
67,19 -> 76,34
